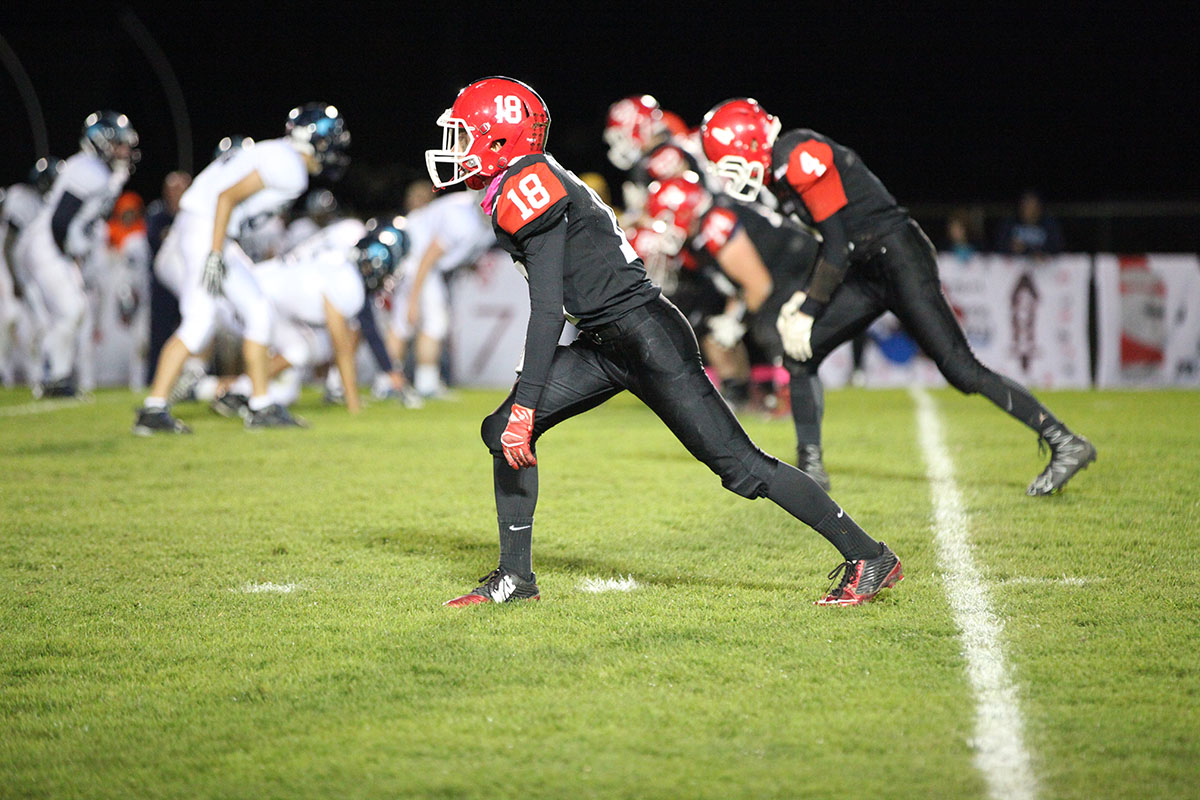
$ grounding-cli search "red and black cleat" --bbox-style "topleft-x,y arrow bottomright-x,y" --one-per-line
816,543 -> 903,606
444,568 -> 541,607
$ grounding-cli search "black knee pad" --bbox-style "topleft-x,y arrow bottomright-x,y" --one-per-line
480,412 -> 507,456
719,447 -> 779,499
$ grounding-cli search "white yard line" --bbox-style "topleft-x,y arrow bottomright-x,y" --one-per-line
579,575 -> 639,593
911,386 -> 1038,800
0,396 -> 94,417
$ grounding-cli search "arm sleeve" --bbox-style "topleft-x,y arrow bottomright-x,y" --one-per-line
804,210 -> 852,312
50,192 -> 84,255
356,301 -> 393,372
512,215 -> 568,409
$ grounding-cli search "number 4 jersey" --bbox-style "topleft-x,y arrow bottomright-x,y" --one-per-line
485,153 -> 660,330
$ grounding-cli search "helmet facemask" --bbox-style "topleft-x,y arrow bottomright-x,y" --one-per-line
426,111 -> 483,189
711,156 -> 766,202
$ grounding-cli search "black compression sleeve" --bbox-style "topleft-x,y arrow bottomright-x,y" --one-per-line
51,192 -> 84,255
356,302 -> 393,372
513,216 -> 568,409
806,210 -> 851,308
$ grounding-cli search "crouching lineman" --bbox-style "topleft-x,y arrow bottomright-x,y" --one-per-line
700,98 -> 1095,495
209,219 -> 408,417
427,77 -> 902,607
14,114 -> 137,396
134,103 -> 349,435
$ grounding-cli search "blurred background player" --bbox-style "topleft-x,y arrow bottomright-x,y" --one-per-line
135,103 -> 349,434
145,170 -> 191,372
645,173 -> 834,487
14,112 -> 138,397
1,158 -> 62,385
603,94 -> 705,223
201,219 -> 407,417
106,191 -> 152,390
389,188 -> 495,399
701,98 -> 1095,496
283,188 -> 339,251
428,76 -> 901,608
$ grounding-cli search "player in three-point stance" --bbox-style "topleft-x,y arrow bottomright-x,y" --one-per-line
700,98 -> 1096,496
427,77 -> 902,607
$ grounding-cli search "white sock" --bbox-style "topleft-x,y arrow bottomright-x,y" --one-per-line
249,394 -> 271,412
144,396 -> 167,410
414,364 -> 440,396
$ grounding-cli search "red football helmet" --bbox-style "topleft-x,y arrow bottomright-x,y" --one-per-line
699,98 -> 781,201
604,95 -> 668,170
645,173 -> 712,256
426,77 -> 551,190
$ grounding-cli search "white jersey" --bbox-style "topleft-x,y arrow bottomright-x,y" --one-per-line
400,190 -> 495,278
256,219 -> 368,327
29,151 -> 128,259
1,183 -> 43,234
282,217 -> 365,266
178,138 -> 309,238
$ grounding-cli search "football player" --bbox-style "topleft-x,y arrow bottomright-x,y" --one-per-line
645,173 -> 834,488
13,113 -> 137,397
134,103 -> 349,434
603,95 -> 706,222
427,77 -> 902,607
700,98 -> 1096,495
1,158 -> 61,385
389,188 -> 495,399
207,219 -> 407,416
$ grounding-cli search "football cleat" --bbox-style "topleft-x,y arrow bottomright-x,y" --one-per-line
210,392 -> 250,419
38,378 -> 79,398
798,443 -> 832,492
132,406 -> 192,436
444,568 -> 541,607
244,403 -> 306,430
815,543 -> 903,606
1027,426 -> 1097,496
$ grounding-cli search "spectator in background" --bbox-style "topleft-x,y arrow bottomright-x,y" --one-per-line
944,206 -> 985,263
145,171 -> 191,371
403,179 -> 435,213
994,190 -> 1064,257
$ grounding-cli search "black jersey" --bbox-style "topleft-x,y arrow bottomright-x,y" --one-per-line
486,152 -> 661,407
691,195 -> 821,349
692,195 -> 820,287
769,129 -> 909,257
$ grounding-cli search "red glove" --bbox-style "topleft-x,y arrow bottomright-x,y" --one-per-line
500,403 -> 537,469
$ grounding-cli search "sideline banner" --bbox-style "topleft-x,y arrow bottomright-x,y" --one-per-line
822,254 -> 1093,389
1095,254 -> 1200,387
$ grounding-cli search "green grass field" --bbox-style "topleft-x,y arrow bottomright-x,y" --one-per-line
1,386 -> 1198,799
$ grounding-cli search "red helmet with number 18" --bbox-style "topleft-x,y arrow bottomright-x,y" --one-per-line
699,98 -> 781,202
426,76 -> 551,190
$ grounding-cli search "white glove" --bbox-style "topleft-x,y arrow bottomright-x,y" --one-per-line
708,310 -> 747,349
777,290 -> 815,361
202,250 -> 226,296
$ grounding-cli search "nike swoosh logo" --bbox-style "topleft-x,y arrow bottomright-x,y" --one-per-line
836,508 -> 844,519
508,524 -> 531,531
490,575 -> 516,603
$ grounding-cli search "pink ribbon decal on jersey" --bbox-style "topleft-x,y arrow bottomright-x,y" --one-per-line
481,171 -> 506,215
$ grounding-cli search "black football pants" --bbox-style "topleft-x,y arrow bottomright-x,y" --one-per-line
480,295 -> 878,559
787,220 -> 1059,449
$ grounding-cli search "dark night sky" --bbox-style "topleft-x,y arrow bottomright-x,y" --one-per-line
2,2 -> 1196,216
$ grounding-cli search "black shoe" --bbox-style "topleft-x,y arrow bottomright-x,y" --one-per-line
1027,426 -> 1097,496
798,443 -> 832,492
132,406 -> 192,436
210,392 -> 250,419
244,403 -> 305,429
444,567 -> 541,607
40,378 -> 79,398
815,543 -> 904,606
